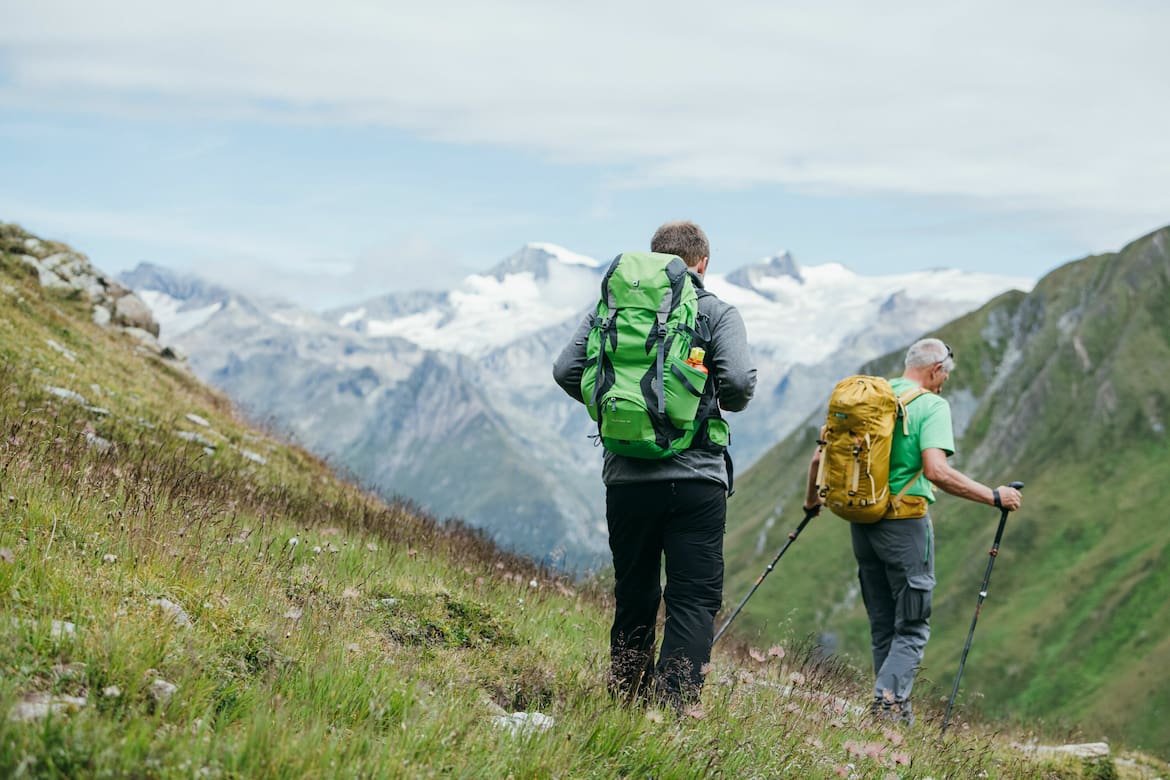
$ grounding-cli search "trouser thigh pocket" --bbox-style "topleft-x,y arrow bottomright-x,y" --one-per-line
898,573 -> 935,623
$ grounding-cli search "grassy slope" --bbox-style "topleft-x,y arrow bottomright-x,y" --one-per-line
1,222 -> 1162,778
723,227 -> 1170,758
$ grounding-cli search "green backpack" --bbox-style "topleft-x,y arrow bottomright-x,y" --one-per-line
580,251 -> 714,459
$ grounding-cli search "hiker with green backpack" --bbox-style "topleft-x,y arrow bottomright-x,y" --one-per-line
803,338 -> 1022,725
553,220 -> 757,709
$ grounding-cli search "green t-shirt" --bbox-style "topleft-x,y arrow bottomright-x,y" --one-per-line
888,376 -> 955,502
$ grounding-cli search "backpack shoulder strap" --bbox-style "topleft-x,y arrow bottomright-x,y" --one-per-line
895,386 -> 930,435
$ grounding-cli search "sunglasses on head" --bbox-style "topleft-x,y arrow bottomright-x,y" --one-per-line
936,342 -> 953,368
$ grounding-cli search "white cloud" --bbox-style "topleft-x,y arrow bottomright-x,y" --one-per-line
3,1 -> 1168,228
0,202 -> 470,309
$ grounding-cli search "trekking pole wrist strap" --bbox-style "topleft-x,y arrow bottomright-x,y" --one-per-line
992,488 -> 1002,510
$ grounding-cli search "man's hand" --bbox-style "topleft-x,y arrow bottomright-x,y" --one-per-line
803,501 -> 822,517
993,485 -> 1023,512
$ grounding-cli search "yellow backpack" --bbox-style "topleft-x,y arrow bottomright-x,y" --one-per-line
814,375 -> 928,523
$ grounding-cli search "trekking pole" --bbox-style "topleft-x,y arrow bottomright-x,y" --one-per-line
713,505 -> 819,646
942,481 -> 1024,733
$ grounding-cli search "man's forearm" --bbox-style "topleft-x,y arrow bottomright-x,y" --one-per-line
927,459 -> 995,506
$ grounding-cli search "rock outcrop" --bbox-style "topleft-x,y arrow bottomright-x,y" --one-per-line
0,222 -> 170,354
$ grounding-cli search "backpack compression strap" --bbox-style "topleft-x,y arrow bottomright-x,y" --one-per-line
653,282 -> 673,414
645,257 -> 688,415
589,259 -> 623,409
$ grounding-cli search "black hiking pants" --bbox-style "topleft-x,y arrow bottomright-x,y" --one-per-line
606,479 -> 726,707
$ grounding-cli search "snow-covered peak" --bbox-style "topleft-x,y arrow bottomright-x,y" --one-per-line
725,250 -> 803,293
485,243 -> 601,281
707,262 -> 1032,364
528,242 -> 602,268
361,245 -> 604,354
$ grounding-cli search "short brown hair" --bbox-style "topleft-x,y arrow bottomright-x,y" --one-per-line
650,221 -> 709,267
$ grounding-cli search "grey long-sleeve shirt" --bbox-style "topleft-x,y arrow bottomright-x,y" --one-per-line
552,271 -> 757,488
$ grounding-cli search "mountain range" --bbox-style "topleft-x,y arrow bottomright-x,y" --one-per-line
122,245 -> 1030,568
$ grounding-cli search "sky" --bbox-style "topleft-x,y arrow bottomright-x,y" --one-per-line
2,1 -> 1168,310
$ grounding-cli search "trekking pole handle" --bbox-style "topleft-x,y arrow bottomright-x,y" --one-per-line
990,482 -> 1021,551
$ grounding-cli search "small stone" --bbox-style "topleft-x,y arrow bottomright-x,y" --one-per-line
149,598 -> 191,627
50,620 -> 76,638
86,432 -> 113,454
490,711 -> 555,736
185,413 -> 211,428
0,548 -> 13,564
175,431 -> 216,448
45,339 -> 78,362
148,679 -> 177,705
114,294 -> 159,336
237,448 -> 267,465
8,693 -> 87,722
102,686 -> 122,698
44,386 -> 88,405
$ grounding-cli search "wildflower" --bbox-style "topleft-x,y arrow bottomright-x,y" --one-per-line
768,645 -> 786,659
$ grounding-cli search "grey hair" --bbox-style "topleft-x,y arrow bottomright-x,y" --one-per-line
905,338 -> 954,372
651,221 -> 710,267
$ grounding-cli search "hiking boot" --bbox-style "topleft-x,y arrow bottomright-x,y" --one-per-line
870,695 -> 915,727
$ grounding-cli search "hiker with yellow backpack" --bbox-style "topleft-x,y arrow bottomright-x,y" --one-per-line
803,338 -> 1022,726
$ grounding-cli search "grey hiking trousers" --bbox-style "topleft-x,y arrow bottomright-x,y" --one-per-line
851,513 -> 935,704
